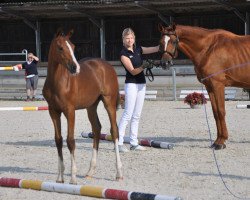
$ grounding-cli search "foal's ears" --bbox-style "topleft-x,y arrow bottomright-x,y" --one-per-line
55,28 -> 73,39
66,29 -> 74,39
56,28 -> 65,37
158,23 -> 165,33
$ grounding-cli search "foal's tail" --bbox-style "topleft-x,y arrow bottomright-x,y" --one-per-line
116,90 -> 120,110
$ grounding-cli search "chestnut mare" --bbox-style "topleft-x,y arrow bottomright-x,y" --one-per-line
42,29 -> 123,184
159,24 -> 250,150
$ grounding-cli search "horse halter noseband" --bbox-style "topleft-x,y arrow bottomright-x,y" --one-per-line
144,59 -> 171,82
160,32 -> 179,58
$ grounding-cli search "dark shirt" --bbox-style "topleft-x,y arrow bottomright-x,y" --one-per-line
120,46 -> 146,84
22,60 -> 38,76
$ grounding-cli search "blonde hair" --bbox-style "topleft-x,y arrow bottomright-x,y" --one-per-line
122,28 -> 136,46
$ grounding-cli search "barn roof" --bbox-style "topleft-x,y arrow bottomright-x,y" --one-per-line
0,0 -> 249,21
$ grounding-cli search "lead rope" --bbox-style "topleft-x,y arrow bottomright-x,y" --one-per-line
145,68 -> 154,82
200,62 -> 250,199
144,59 -> 156,82
201,83 -> 250,199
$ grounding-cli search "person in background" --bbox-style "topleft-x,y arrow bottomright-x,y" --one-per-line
118,27 -> 159,152
13,52 -> 39,101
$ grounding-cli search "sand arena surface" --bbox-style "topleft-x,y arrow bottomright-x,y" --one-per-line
0,100 -> 250,200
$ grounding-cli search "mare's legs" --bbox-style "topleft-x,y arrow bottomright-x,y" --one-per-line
48,108 -> 65,183
102,95 -> 123,180
86,101 -> 101,178
205,82 -> 228,150
64,107 -> 77,184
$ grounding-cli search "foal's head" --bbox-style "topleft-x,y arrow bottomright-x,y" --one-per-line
158,23 -> 179,67
51,29 -> 80,75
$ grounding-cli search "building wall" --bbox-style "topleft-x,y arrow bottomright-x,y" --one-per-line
0,13 -> 245,62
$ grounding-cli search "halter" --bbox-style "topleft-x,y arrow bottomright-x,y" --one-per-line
160,32 -> 179,58
145,59 -> 171,82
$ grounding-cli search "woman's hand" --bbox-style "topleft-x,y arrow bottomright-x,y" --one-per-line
13,64 -> 22,71
141,60 -> 153,69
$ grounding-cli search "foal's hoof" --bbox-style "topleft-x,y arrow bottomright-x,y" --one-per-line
116,176 -> 124,181
210,143 -> 226,150
85,175 -> 93,180
56,180 -> 64,183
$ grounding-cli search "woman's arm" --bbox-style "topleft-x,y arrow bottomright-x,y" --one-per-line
13,64 -> 23,71
121,55 -> 144,76
141,45 -> 160,54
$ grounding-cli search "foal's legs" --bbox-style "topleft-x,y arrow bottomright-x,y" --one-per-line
102,95 -> 123,180
64,107 -> 77,184
48,108 -> 65,183
86,101 -> 101,178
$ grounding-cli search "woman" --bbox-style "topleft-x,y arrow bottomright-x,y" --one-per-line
118,28 -> 159,152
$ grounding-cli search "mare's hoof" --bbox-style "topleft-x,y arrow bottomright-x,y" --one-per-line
210,143 -> 226,150
116,176 -> 124,181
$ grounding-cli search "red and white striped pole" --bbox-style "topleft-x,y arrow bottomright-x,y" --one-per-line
0,177 -> 181,200
0,106 -> 48,111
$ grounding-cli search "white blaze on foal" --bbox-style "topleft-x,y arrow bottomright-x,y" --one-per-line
65,41 -> 80,74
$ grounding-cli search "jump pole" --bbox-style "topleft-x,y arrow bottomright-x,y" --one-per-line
0,177 -> 182,200
0,64 -> 22,71
0,66 -> 14,71
81,132 -> 174,149
0,106 -> 48,111
236,105 -> 250,109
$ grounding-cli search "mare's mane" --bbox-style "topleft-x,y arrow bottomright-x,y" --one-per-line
177,25 -> 237,39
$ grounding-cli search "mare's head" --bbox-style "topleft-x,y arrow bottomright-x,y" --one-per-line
50,29 -> 80,75
158,23 -> 179,67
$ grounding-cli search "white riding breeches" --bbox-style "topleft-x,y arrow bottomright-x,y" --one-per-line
118,83 -> 146,146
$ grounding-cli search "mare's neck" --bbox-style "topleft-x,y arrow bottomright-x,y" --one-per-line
176,25 -> 209,62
